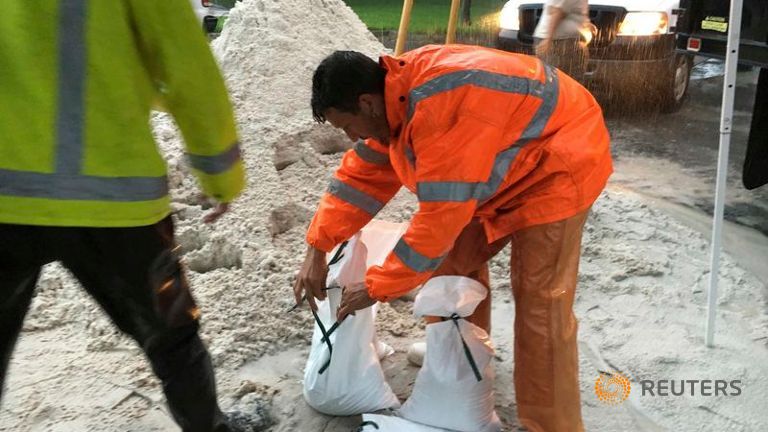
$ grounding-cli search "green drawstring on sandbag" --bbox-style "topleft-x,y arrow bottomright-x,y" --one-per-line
355,420 -> 379,430
311,240 -> 349,375
450,313 -> 483,382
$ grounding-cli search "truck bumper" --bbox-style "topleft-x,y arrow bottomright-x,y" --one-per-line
583,56 -> 674,89
497,29 -> 534,55
497,30 -> 677,88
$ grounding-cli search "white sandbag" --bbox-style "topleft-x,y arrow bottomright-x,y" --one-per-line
326,231 -> 368,290
374,337 -> 395,360
303,233 -> 399,415
358,413 -> 450,431
359,219 -> 408,267
330,220 -> 406,360
364,219 -> 406,360
399,276 -> 502,432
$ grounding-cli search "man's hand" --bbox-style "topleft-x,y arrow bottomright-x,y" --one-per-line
293,246 -> 329,311
337,283 -> 377,321
535,39 -> 552,56
203,202 -> 230,223
537,4 -> 565,58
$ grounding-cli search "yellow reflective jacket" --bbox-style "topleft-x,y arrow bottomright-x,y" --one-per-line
0,0 -> 244,227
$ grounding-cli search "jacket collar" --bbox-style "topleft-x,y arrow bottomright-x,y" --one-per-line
379,55 -> 411,141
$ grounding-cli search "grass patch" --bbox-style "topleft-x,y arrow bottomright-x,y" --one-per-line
344,0 -> 505,33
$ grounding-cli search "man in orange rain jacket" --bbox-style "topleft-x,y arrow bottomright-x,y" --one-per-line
294,44 -> 612,432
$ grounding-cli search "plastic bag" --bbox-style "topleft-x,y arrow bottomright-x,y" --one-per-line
357,413 -> 450,431
398,276 -> 502,432
302,231 -> 399,415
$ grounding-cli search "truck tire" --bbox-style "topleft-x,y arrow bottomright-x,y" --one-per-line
660,54 -> 693,113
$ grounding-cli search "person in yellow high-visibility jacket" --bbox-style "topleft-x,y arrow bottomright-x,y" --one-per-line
0,2 -> 254,431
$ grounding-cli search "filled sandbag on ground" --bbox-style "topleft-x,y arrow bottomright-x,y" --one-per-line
398,276 -> 502,432
303,233 -> 399,415
357,413 -> 450,431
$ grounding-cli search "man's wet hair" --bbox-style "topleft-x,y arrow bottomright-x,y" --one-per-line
311,51 -> 386,123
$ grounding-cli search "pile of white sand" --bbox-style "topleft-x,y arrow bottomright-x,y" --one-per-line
3,1 -> 767,431
147,0 -> 389,368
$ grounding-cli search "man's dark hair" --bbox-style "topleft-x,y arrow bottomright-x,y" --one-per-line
311,51 -> 386,123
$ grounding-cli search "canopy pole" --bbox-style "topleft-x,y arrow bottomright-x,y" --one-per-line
395,0 -> 415,56
446,0 -> 461,44
706,0 -> 743,347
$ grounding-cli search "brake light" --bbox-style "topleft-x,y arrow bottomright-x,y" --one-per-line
201,0 -> 213,7
687,37 -> 701,52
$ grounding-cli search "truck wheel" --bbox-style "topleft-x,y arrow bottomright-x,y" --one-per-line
660,54 -> 693,113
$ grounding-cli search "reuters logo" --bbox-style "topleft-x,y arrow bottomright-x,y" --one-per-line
595,371 -> 631,405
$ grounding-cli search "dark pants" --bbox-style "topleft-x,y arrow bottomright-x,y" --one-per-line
0,217 -> 231,432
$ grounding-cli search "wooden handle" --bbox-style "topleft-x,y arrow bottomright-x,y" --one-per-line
446,0 -> 461,44
395,0 -> 415,56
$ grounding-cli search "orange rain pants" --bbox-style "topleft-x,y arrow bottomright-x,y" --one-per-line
430,208 -> 590,432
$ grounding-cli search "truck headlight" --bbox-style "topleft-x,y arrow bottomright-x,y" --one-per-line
618,12 -> 669,36
499,5 -> 519,31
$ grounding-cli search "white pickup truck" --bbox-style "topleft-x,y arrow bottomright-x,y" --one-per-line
497,0 -> 693,112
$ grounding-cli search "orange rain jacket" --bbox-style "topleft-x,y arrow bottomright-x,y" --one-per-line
307,45 -> 612,302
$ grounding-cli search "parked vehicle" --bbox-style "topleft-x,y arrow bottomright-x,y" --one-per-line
189,0 -> 238,34
676,0 -> 767,67
497,0 -> 694,112
676,0 -> 768,189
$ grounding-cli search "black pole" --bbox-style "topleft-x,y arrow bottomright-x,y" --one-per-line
743,67 -> 768,190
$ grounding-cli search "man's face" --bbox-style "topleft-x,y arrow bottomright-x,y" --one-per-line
323,94 -> 389,144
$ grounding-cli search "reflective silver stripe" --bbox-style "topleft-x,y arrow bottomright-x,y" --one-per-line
408,70 -> 544,121
417,146 -> 524,202
55,0 -> 88,175
393,238 -> 445,272
0,169 -> 168,201
327,178 -> 384,216
417,65 -> 560,203
516,65 -> 559,143
187,142 -> 242,175
404,146 -> 416,167
476,146 -> 523,201
417,181 -> 480,202
354,140 -> 389,165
